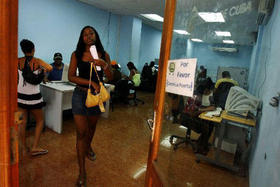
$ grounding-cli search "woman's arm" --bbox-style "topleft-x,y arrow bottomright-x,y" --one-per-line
94,52 -> 113,81
68,52 -> 100,91
128,69 -> 136,80
37,58 -> 53,72
199,106 -> 216,112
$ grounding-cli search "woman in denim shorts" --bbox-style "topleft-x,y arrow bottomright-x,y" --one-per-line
68,25 -> 112,186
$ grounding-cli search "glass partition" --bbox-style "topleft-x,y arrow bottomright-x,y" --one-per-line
156,0 -> 259,186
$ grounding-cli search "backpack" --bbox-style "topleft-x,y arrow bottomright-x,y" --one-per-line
22,56 -> 45,85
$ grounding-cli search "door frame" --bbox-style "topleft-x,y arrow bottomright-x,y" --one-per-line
145,0 -> 176,186
0,0 -> 176,186
0,0 -> 19,186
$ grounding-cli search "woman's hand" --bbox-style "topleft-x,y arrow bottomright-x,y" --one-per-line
91,82 -> 100,93
94,59 -> 108,70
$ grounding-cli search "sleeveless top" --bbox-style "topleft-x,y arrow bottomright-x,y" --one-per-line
17,68 -> 45,109
77,60 -> 104,90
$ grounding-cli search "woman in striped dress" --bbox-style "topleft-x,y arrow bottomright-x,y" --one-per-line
18,39 -> 53,156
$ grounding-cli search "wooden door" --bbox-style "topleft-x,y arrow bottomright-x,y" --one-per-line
0,0 -> 19,186
145,0 -> 176,186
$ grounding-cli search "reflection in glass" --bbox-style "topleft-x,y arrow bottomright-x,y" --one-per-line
157,0 -> 260,186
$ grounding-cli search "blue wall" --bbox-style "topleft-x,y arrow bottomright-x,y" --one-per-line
169,34 -> 253,81
18,0 -> 161,75
170,34 -> 189,60
130,18 -> 142,70
18,0 -> 118,64
248,0 -> 280,186
117,16 -> 133,74
139,24 -> 162,71
192,43 -> 253,80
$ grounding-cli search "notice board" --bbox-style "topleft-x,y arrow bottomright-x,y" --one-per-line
166,58 -> 197,97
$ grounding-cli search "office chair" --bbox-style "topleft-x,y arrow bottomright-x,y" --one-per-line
169,113 -> 198,151
214,81 -> 235,109
170,128 -> 196,150
170,109 -> 214,153
127,81 -> 144,106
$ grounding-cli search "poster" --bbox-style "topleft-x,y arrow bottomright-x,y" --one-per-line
166,58 -> 197,97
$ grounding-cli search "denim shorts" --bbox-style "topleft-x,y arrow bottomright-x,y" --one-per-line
72,87 -> 102,116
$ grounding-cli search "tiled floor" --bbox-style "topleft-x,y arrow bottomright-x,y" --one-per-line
19,92 -> 248,186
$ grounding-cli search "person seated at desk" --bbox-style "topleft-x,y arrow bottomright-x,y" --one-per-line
180,78 -> 216,154
141,63 -> 149,77
195,65 -> 207,90
214,71 -> 238,109
47,52 -> 66,81
114,62 -> 141,103
215,71 -> 238,89
149,61 -> 157,76
106,60 -> 122,85
126,61 -> 141,86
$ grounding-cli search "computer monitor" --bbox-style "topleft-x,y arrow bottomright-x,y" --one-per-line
61,64 -> 69,81
225,86 -> 260,117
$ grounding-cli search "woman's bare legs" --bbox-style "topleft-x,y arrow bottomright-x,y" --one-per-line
30,108 -> 45,152
87,115 -> 99,155
74,115 -> 89,182
18,107 -> 28,155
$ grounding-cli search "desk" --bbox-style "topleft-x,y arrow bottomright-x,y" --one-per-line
197,111 -> 256,172
40,81 -> 114,134
198,112 -> 222,123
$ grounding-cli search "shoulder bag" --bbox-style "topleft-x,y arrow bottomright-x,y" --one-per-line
85,62 -> 110,112
22,56 -> 45,85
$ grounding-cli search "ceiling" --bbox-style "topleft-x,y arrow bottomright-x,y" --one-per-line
79,0 -> 261,45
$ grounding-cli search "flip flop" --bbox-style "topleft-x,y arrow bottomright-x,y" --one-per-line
31,149 -> 48,156
146,119 -> 154,131
87,151 -> 96,161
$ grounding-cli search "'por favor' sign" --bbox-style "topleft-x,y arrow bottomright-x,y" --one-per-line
166,58 -> 197,97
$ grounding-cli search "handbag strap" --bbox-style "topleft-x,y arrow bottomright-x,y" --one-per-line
88,62 -> 102,90
92,64 -> 101,83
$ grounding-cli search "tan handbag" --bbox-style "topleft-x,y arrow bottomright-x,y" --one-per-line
85,62 -> 110,112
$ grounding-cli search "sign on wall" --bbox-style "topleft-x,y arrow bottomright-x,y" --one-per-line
166,58 -> 197,97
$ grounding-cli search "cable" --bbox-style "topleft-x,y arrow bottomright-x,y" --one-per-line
257,12 -> 275,97
106,12 -> 111,49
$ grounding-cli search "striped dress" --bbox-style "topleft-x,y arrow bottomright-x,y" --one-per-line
17,69 -> 45,109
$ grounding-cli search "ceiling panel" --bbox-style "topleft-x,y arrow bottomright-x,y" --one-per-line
79,0 -> 261,45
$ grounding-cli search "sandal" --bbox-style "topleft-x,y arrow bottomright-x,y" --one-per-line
76,174 -> 86,187
146,119 -> 153,131
87,149 -> 96,161
30,149 -> 48,156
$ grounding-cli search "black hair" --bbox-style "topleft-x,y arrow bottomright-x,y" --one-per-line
149,61 -> 155,67
206,77 -> 214,90
196,77 -> 214,95
75,26 -> 105,63
200,65 -> 205,70
20,39 -> 34,54
222,71 -> 230,78
112,64 -> 119,69
127,61 -> 137,71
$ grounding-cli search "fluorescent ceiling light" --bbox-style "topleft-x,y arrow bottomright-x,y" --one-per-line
223,40 -> 235,44
215,31 -> 231,37
174,30 -> 190,35
191,38 -> 203,42
140,14 -> 163,22
198,12 -> 225,22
